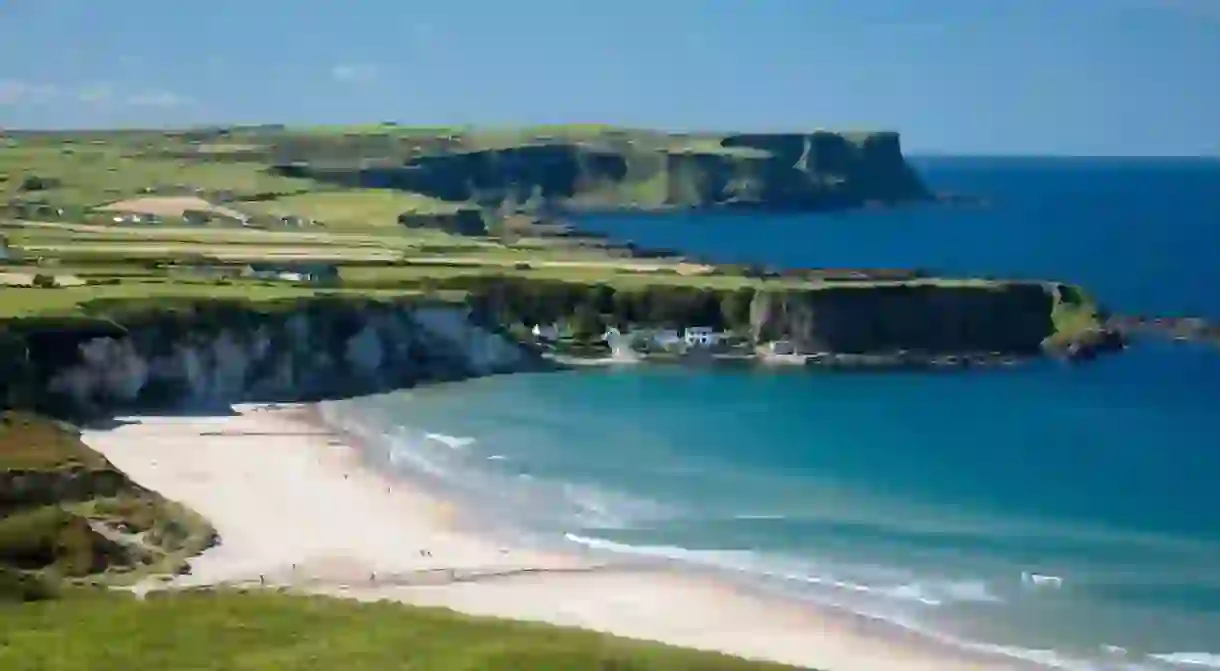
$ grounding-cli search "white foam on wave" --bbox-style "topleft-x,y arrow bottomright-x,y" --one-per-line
561,533 -> 1001,607
560,533 -> 1149,670
560,483 -> 674,529
487,455 -> 508,461
732,513 -> 787,521
1150,653 -> 1220,669
1022,571 -> 1066,589
424,432 -> 477,449
381,430 -> 452,479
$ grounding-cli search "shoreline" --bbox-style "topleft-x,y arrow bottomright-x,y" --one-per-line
81,403 -> 1044,671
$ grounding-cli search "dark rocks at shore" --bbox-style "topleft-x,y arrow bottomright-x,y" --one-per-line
934,192 -> 992,208
1108,315 -> 1220,348
1049,328 -> 1127,362
804,351 -> 1027,371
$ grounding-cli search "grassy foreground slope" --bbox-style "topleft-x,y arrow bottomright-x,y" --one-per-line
0,590 -> 807,671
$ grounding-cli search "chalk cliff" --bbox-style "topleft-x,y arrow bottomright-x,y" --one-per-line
0,298 -> 548,419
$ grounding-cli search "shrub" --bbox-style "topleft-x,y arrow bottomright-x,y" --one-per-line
0,566 -> 60,602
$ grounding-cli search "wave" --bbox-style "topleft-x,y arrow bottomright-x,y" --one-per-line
561,532 -> 1217,671
559,483 -> 676,530
1023,571 -> 1066,590
561,533 -> 1001,607
1150,653 -> 1220,669
424,432 -> 477,449
732,513 -> 787,521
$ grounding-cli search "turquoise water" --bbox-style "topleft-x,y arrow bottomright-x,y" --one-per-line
328,158 -> 1220,671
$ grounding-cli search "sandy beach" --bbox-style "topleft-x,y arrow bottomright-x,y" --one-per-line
82,404 -> 1041,671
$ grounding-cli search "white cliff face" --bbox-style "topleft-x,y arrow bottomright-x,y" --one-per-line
48,337 -> 148,403
345,325 -> 384,376
411,306 -> 526,374
42,303 -> 538,412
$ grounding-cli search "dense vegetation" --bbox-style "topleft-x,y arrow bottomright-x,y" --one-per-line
0,412 -> 216,601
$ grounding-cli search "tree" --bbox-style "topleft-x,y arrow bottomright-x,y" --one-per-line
720,288 -> 756,333
570,303 -> 604,340
19,175 -> 56,192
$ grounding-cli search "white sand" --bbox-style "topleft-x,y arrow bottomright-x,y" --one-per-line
82,405 -> 1040,671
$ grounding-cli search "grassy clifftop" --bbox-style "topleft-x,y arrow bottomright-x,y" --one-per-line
271,128 -> 930,213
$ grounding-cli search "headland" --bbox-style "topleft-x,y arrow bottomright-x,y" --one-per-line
0,123 -> 1132,670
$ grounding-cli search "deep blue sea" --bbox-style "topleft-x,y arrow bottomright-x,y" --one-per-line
328,158 -> 1220,671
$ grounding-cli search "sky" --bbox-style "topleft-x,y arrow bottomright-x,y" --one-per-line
1,0 -> 1218,155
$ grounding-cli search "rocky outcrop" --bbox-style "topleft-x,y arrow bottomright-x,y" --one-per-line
0,297 -> 550,419
272,131 -> 931,215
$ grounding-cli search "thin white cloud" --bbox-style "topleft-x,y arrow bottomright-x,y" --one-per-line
126,91 -> 189,107
0,80 -> 58,105
0,80 -> 24,104
331,63 -> 378,83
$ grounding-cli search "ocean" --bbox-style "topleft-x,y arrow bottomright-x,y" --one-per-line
325,157 -> 1220,671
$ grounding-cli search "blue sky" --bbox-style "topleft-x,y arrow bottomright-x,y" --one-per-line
1,0 -> 1218,155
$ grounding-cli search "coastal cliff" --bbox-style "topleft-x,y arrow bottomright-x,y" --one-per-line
0,278 -> 1117,419
0,297 -> 548,419
272,131 -> 931,213
748,283 -> 1055,354
451,276 -> 1115,357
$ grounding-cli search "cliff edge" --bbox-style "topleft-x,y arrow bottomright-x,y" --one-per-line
272,130 -> 931,214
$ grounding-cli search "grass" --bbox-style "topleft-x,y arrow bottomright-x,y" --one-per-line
0,282 -> 423,318
0,507 -> 116,578
0,146 -> 314,208
0,412 -> 107,471
0,498 -> 215,589
0,590 -> 808,671
0,414 -> 217,589
237,189 -> 470,229
3,219 -> 485,251
14,240 -> 404,264
1046,282 -> 1106,347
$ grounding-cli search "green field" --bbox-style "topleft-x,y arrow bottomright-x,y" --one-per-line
0,590 -> 806,671
0,281 -> 429,318
0,144 -> 314,208
237,189 -> 470,230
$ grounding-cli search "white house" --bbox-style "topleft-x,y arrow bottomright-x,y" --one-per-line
651,329 -> 683,349
531,323 -> 560,342
765,340 -> 796,356
683,326 -> 721,347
